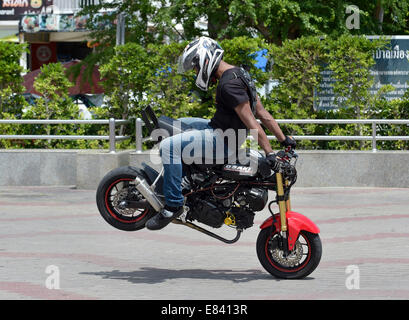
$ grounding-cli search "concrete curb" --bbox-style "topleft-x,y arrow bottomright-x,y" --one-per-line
0,149 -> 408,189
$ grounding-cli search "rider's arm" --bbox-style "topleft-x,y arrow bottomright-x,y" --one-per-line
234,101 -> 274,155
255,96 -> 286,143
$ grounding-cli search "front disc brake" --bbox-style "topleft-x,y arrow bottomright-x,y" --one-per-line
269,236 -> 304,267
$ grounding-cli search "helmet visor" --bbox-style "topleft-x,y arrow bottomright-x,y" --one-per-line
177,53 -> 199,74
177,39 -> 200,74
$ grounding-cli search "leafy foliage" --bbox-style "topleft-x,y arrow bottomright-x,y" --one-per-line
0,42 -> 27,115
1,62 -> 109,149
2,0 -> 409,151
156,0 -> 409,43
262,34 -> 409,151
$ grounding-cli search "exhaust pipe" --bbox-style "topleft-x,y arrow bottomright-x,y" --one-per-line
133,176 -> 164,212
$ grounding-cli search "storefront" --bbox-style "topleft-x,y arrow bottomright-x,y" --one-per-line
21,16 -> 93,70
1,1 -> 98,71
1,1 -> 106,118
21,7 -> 96,70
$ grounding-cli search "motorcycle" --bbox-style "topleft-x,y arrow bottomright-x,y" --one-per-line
96,106 -> 322,279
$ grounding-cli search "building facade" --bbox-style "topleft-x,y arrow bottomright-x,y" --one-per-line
0,0 -> 100,71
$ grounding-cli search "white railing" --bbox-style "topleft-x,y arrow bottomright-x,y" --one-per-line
1,118 -> 407,153
0,118 -> 130,153
134,118 -> 409,153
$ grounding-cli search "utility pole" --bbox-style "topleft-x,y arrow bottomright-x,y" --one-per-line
116,12 -> 127,136
116,12 -> 126,46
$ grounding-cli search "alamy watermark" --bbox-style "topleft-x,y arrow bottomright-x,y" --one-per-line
45,265 -> 60,290
345,265 -> 360,290
346,5 -> 360,30
149,124 -> 261,174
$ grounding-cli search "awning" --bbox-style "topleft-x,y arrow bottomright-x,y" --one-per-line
0,20 -> 19,42
0,34 -> 18,42
49,31 -> 91,42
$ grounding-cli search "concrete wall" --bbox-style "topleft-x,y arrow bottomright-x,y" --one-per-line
76,150 -> 131,189
0,149 -> 408,189
293,150 -> 409,188
0,149 -> 77,186
0,149 -> 131,189
129,150 -> 409,188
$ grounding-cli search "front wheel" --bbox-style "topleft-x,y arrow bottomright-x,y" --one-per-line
96,166 -> 156,231
256,229 -> 322,279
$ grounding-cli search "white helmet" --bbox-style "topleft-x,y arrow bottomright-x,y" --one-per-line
177,36 -> 224,91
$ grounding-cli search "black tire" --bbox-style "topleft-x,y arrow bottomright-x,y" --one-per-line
256,229 -> 322,279
96,166 -> 156,231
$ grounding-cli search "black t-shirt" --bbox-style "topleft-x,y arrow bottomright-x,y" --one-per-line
209,67 -> 250,135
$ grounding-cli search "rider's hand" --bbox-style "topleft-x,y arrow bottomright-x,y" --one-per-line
266,152 -> 281,172
280,136 -> 296,149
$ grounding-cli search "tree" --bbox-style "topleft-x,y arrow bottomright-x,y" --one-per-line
263,34 -> 390,150
157,0 -> 409,44
21,63 -> 83,148
143,37 -> 270,120
31,63 -> 78,121
325,35 -> 387,148
0,42 -> 27,115
267,36 -> 326,115
75,1 -> 409,82
79,0 -> 158,46
356,0 -> 409,34
73,1 -> 409,152
99,43 -> 154,120
145,41 -> 203,119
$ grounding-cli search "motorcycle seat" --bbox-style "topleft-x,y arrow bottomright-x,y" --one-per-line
141,106 -> 193,142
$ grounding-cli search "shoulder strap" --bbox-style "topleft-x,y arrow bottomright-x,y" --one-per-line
229,67 -> 258,115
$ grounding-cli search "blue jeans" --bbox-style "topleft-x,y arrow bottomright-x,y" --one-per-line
159,118 -> 229,207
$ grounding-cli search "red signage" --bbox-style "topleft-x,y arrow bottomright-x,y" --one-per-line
30,42 -> 57,70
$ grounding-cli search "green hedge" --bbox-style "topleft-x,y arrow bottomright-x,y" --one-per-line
1,35 -> 408,151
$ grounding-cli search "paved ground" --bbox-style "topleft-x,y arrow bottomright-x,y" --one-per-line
0,185 -> 408,300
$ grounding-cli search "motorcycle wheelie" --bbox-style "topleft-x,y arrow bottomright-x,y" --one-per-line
97,36 -> 322,279
96,106 -> 322,279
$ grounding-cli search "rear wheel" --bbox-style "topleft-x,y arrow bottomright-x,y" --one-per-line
256,229 -> 322,279
96,166 -> 155,231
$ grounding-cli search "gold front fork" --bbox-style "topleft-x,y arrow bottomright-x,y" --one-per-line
285,180 -> 291,212
275,172 -> 288,232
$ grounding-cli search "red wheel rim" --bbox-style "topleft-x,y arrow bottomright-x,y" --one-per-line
264,232 -> 312,273
104,178 -> 148,223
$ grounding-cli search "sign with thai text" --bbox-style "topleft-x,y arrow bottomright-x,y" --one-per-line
314,36 -> 409,110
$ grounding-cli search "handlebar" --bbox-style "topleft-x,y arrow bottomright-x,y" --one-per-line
264,147 -> 298,177
276,147 -> 298,164
276,147 -> 298,184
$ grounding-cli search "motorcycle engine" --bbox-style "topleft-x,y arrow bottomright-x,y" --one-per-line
225,187 -> 268,229
234,187 -> 268,212
187,187 -> 268,230
188,198 -> 225,228
228,206 -> 255,229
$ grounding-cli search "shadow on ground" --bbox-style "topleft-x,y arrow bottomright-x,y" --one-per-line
80,267 -> 277,284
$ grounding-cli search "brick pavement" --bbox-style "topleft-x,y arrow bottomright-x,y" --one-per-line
0,185 -> 408,300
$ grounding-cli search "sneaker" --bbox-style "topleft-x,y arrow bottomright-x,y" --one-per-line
145,206 -> 184,230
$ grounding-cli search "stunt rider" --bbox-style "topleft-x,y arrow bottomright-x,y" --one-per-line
146,36 -> 296,231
